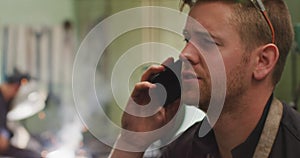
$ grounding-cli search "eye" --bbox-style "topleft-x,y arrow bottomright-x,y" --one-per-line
183,29 -> 191,43
184,38 -> 190,43
192,37 -> 220,51
203,39 -> 217,45
197,37 -> 218,46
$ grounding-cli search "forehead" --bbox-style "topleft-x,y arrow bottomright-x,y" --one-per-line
185,2 -> 234,34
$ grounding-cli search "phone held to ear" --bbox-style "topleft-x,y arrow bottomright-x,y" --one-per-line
149,60 -> 182,107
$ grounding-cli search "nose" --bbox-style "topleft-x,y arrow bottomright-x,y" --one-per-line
180,42 -> 201,65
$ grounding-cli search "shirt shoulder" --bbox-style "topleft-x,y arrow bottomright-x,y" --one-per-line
281,102 -> 300,141
270,102 -> 300,158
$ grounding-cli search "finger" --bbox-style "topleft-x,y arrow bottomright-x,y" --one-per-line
131,81 -> 156,94
131,81 -> 156,98
141,65 -> 165,81
141,57 -> 176,81
161,57 -> 174,67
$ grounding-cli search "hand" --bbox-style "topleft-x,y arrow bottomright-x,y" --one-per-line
113,58 -> 181,152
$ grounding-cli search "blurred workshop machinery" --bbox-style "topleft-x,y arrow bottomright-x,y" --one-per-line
291,24 -> 300,110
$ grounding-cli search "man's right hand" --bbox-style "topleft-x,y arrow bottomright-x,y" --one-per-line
109,58 -> 181,158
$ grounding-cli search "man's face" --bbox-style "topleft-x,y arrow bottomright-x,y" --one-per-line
181,2 -> 252,111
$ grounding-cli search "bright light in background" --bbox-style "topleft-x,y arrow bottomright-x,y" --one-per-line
46,148 -> 75,158
46,118 -> 85,158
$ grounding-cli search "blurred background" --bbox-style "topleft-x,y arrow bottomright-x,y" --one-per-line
0,0 -> 299,158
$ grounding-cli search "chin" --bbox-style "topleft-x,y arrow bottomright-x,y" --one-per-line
182,89 -> 210,110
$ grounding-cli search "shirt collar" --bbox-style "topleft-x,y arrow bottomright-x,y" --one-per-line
192,94 -> 274,158
193,118 -> 221,157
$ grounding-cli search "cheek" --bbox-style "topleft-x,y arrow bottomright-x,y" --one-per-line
222,53 -> 245,74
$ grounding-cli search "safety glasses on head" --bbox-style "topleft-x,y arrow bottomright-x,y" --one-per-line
250,0 -> 275,43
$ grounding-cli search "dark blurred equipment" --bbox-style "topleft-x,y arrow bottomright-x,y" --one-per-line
6,71 -> 47,153
0,70 -> 41,158
4,69 -> 47,121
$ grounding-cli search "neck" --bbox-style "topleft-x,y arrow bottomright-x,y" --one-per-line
212,89 -> 272,158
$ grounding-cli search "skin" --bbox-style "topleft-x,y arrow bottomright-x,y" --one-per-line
0,138 -> 9,154
187,3 -> 278,158
110,1 -> 279,158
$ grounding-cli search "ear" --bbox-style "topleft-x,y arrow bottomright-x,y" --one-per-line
253,44 -> 279,81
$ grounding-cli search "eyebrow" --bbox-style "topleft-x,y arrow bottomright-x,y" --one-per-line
183,29 -> 221,41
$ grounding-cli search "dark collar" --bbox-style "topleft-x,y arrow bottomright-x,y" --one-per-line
192,117 -> 221,157
192,94 -> 273,158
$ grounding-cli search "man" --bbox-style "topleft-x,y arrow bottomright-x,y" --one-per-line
110,0 -> 300,157
0,71 -> 40,158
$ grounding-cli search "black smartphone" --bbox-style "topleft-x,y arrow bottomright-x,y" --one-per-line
149,60 -> 182,106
